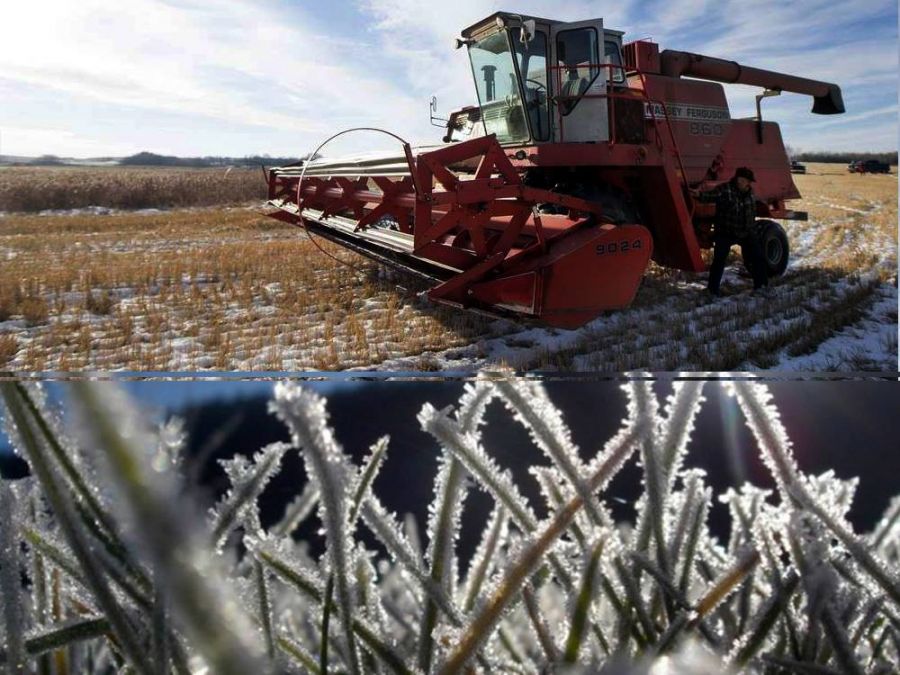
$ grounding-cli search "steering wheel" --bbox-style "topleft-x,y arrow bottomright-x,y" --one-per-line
524,79 -> 547,110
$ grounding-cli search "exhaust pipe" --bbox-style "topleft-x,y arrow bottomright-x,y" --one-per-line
659,50 -> 845,115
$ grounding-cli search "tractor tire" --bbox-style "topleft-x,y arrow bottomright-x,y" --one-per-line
757,219 -> 789,277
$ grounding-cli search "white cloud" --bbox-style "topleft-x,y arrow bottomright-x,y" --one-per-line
0,0 -> 895,155
0,0 -> 427,154
0,125 -> 138,157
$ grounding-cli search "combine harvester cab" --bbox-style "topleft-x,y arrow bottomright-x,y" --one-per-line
265,12 -> 844,329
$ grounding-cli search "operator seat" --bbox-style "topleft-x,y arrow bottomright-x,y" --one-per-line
561,68 -> 589,113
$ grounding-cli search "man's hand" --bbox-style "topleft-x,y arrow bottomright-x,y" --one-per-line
688,188 -> 700,198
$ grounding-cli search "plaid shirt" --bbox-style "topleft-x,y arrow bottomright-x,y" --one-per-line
695,179 -> 759,238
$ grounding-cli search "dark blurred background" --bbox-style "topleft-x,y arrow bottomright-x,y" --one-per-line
1,379 -> 897,561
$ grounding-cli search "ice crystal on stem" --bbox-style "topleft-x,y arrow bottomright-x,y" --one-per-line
270,382 -> 361,675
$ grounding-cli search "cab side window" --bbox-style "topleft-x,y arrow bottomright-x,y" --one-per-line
604,40 -> 625,83
556,28 -> 600,115
511,28 -> 551,141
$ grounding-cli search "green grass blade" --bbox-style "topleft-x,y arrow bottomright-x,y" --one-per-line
276,635 -> 321,674
1,383 -> 151,675
7,384 -> 152,598
821,604 -> 865,675
254,560 -> 275,659
151,583 -> 169,675
257,548 -> 413,675
730,571 -> 799,666
563,538 -> 606,663
614,556 -> 656,644
0,616 -> 110,666
320,576 -> 335,674
522,583 -> 559,663
10,384 -> 130,558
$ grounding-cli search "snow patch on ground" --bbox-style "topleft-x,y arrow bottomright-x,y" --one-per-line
2,184 -> 895,372
0,203 -> 260,219
775,283 -> 897,371
367,207 -> 898,373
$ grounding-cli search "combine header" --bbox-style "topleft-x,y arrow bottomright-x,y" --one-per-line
265,12 -> 844,328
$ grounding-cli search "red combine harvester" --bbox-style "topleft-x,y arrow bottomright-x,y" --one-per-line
265,12 -> 844,328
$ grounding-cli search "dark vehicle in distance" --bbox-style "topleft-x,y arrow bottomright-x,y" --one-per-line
790,160 -> 806,174
848,159 -> 891,174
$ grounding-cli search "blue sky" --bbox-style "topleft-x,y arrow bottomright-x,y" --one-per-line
1,0 -> 896,157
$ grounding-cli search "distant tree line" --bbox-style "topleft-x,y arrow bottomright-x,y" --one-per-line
118,151 -> 313,167
791,151 -> 897,165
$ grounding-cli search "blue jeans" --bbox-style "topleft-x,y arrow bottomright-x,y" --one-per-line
708,233 -> 768,294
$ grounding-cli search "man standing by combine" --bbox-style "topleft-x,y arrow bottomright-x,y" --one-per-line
690,167 -> 770,298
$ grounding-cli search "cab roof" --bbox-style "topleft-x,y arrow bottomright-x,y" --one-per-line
460,11 -> 623,39
461,12 -> 557,38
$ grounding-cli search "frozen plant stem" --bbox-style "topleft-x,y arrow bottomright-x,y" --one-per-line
255,549 -> 412,675
693,548 -> 760,623
437,418 -> 647,675
0,384 -> 151,675
70,382 -> 267,675
270,384 -> 361,675
462,506 -> 507,613
0,617 -> 111,667
522,583 -> 559,663
732,380 -> 900,608
9,383 -> 149,594
418,455 -> 466,672
0,480 -> 25,675
210,442 -> 288,549
322,436 -> 389,673
494,379 -> 608,526
9,383 -> 121,549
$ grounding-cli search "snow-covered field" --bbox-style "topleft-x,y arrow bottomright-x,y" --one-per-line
0,164 -> 896,371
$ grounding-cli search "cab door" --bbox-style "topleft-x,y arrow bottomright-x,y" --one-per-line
550,19 -> 608,143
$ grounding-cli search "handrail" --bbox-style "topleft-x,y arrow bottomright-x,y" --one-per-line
547,62 -> 693,196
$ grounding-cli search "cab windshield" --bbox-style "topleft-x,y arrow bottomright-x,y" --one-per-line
467,31 -> 530,144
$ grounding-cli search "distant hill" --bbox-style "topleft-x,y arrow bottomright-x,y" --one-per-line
0,152 -> 310,168
119,151 -> 308,168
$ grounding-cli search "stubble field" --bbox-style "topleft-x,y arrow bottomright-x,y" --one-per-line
0,163 -> 896,371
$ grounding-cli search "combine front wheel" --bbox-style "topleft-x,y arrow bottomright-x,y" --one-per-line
757,219 -> 789,277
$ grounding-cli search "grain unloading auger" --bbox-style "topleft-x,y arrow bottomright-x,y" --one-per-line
265,12 -> 844,329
